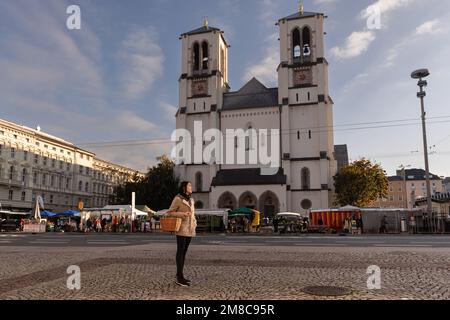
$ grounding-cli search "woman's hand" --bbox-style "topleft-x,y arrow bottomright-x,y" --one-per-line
183,212 -> 191,218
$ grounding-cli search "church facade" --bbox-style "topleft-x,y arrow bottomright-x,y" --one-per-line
174,8 -> 337,216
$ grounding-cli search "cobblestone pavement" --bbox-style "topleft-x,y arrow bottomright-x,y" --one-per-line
0,243 -> 449,300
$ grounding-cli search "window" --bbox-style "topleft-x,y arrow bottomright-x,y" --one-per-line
24,151 -> 28,161
9,166 -> 14,180
34,154 -> 39,164
195,172 -> 203,192
21,191 -> 26,201
44,144 -> 48,149
52,159 -> 56,168
52,147 -> 56,151
292,28 -> 301,59
297,131 -> 300,140
307,92 -> 311,101
66,178 -> 70,189
202,41 -> 209,70
11,147 -> 15,158
59,161 -> 63,169
67,163 -> 70,171
51,175 -> 55,187
33,172 -> 38,184
36,142 -> 40,146
193,42 -> 200,71
389,187 -> 393,192
32,193 -> 36,202
389,196 -> 394,201
195,201 -> 204,209
8,190 -> 13,200
79,166 -> 83,174
86,167 -> 90,175
50,195 -> 54,204
302,27 -> 311,59
42,173 -> 47,186
296,93 -> 299,102
301,167 -> 310,190
14,134 -> 17,139
301,199 -> 312,210
43,157 -> 47,166
0,145 -> 2,155
59,176 -> 62,189
22,168 -> 27,182
85,182 -> 89,192
79,180 -> 83,191
399,195 -> 403,201
308,130 -> 312,139
80,154 -> 84,159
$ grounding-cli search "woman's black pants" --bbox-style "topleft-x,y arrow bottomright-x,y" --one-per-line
176,236 -> 192,278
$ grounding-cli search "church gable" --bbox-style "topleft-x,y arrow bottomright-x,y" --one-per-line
222,77 -> 278,111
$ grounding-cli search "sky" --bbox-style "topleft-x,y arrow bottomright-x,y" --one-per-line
1,0 -> 450,177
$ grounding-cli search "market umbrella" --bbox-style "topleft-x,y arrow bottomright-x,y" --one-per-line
228,208 -> 254,218
40,210 -> 57,218
56,210 -> 80,217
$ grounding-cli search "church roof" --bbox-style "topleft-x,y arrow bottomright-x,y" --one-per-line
181,26 -> 221,36
211,168 -> 287,186
279,11 -> 323,21
222,78 -> 278,111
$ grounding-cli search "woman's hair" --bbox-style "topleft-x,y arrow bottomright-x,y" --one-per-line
178,181 -> 191,194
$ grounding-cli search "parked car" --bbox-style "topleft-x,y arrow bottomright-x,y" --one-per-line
0,219 -> 19,232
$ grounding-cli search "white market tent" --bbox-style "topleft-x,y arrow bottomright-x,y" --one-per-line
102,205 -> 148,217
276,212 -> 309,218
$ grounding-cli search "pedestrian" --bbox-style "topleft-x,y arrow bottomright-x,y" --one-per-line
166,181 -> 197,287
273,217 -> 279,233
380,216 -> 388,234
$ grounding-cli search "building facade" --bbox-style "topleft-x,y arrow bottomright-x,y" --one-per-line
0,118 -> 143,212
374,169 -> 444,209
174,8 -> 337,216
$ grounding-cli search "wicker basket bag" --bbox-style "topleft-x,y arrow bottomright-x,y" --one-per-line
160,216 -> 182,232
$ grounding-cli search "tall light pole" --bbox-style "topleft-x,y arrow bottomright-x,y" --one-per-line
399,164 -> 411,209
411,69 -> 432,221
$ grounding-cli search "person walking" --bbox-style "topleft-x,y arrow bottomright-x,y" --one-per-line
167,181 -> 197,287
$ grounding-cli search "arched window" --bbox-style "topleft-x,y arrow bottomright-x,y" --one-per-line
292,28 -> 301,59
193,42 -> 200,71
302,27 -> 311,59
85,182 -> 89,192
195,172 -> 203,192
78,180 -> 83,191
202,41 -> 209,70
22,168 -> 27,182
301,167 -> 310,190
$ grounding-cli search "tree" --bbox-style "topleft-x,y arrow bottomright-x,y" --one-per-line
112,155 -> 179,211
333,159 -> 388,207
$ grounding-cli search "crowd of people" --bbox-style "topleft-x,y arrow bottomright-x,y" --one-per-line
83,215 -> 158,233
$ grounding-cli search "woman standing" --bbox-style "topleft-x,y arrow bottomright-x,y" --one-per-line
167,181 -> 197,287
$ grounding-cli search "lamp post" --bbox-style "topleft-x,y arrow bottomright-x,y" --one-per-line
411,69 -> 433,229
399,165 -> 411,209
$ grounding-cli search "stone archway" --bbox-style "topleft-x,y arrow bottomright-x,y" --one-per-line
258,191 -> 280,218
217,192 -> 237,210
238,191 -> 257,209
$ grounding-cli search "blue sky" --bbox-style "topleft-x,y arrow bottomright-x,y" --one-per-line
1,0 -> 450,176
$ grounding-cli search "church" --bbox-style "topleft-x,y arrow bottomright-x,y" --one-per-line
174,5 -> 338,216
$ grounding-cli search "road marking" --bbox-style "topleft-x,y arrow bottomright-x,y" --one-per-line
28,241 -> 70,244
372,244 -> 432,247
294,243 -> 348,247
0,240 -> 12,243
87,242 -> 131,245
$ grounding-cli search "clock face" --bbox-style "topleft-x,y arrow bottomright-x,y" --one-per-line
192,80 -> 208,96
293,69 -> 312,86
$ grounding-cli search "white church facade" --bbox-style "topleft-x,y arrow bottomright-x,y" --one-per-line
174,7 -> 337,216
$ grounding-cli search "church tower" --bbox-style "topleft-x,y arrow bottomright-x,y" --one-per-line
277,3 -> 337,213
175,19 -> 229,209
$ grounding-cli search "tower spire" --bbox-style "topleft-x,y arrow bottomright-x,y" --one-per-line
298,0 -> 304,14
203,16 -> 209,28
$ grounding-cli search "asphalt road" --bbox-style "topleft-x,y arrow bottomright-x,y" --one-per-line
1,232 -> 450,247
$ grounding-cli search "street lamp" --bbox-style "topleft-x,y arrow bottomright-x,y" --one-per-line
399,164 -> 411,209
411,68 -> 432,221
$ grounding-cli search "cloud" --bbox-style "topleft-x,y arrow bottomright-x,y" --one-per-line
159,101 -> 178,121
360,0 -> 417,20
416,19 -> 443,35
330,31 -> 376,59
118,28 -> 164,100
242,33 -> 279,86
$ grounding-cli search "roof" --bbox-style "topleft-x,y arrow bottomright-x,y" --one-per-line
388,176 -> 403,182
279,11 -> 323,21
404,169 -> 442,181
211,168 -> 286,186
181,26 -> 221,36
222,78 -> 278,111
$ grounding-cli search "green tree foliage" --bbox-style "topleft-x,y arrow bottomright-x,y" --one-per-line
112,155 -> 179,211
333,159 -> 388,207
